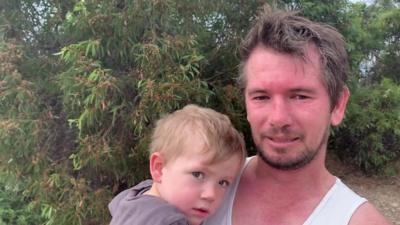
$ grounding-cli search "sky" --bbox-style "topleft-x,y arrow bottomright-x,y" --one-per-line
349,0 -> 374,4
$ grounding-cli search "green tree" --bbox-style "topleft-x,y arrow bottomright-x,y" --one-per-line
1,1 -> 399,224
332,78 -> 400,173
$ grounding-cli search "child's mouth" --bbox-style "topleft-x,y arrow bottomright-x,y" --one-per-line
192,207 -> 210,217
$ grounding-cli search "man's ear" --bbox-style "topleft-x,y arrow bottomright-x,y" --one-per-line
331,86 -> 350,126
149,152 -> 165,183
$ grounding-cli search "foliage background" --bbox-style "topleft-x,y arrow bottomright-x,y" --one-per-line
0,0 -> 399,224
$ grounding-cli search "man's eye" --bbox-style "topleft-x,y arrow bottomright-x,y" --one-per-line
253,95 -> 269,101
292,95 -> 309,100
218,180 -> 230,187
192,172 -> 204,179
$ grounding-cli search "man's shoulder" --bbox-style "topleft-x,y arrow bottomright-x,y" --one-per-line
333,179 -> 392,225
349,202 -> 393,225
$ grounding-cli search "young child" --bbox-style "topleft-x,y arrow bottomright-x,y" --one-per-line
108,104 -> 246,225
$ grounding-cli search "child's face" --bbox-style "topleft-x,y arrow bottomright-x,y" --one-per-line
158,144 -> 242,225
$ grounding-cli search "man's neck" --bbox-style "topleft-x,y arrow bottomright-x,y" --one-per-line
232,154 -> 336,225
250,153 -> 335,202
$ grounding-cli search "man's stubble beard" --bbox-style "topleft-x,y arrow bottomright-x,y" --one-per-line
256,126 -> 330,170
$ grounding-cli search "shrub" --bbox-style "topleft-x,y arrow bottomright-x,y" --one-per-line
332,78 -> 400,173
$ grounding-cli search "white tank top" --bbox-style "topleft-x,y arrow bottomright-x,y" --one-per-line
205,157 -> 367,225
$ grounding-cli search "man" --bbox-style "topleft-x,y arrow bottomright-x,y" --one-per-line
204,5 -> 392,225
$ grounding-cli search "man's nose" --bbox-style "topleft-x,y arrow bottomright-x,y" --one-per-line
268,98 -> 293,129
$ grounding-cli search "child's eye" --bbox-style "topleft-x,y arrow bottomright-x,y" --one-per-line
218,180 -> 230,187
192,171 -> 204,179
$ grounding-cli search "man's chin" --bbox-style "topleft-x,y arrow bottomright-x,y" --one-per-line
257,151 -> 316,171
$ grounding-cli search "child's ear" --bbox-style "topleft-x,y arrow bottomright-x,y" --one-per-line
149,152 -> 165,183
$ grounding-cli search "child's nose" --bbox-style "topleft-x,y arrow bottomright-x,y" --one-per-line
200,183 -> 217,202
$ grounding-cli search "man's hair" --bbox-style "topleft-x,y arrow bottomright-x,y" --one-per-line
149,104 -> 246,164
239,5 -> 349,107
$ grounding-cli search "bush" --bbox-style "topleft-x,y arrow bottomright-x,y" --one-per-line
332,78 -> 400,173
1,1 -> 399,224
0,172 -> 44,225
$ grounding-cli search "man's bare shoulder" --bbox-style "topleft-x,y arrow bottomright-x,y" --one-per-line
349,201 -> 393,225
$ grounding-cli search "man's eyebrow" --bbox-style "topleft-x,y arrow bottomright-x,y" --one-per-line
247,88 -> 316,94
246,89 -> 268,95
289,87 -> 316,94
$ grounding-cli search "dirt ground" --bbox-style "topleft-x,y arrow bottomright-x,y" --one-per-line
326,154 -> 400,225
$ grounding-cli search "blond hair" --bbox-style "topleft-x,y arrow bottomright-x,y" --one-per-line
149,104 -> 246,164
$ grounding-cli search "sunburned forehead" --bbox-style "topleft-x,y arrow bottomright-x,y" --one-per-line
252,44 -> 321,72
245,44 -> 325,90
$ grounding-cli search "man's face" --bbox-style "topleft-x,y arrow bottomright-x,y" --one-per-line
244,45 -> 348,170
158,139 -> 242,225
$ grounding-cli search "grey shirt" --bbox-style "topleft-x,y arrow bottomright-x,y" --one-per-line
109,179 -> 190,225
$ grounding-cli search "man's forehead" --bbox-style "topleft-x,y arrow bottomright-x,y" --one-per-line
245,44 -> 322,75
